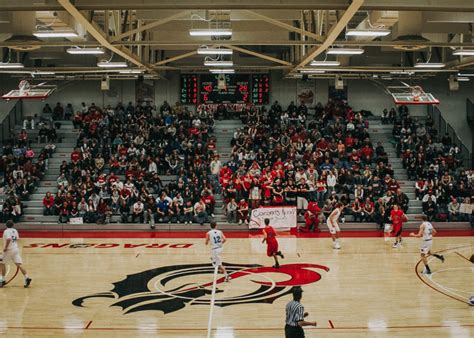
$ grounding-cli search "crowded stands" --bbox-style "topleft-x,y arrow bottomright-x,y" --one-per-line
48,100 -> 219,226
393,107 -> 472,222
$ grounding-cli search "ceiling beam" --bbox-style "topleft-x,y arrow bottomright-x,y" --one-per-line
227,45 -> 292,66
5,40 -> 474,48
242,10 -> 324,42
154,50 -> 198,66
109,11 -> 191,42
5,0 -> 474,12
57,0 -> 153,71
291,0 -> 365,72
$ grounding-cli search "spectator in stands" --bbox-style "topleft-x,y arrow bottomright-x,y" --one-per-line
53,102 -> 64,121
448,197 -> 460,222
193,199 -> 208,226
42,192 -> 54,215
237,198 -> 249,225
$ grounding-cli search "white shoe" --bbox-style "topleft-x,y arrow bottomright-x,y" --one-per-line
211,213 -> 215,218
392,242 -> 399,248
422,268 -> 432,275
238,220 -> 242,225
335,243 -> 341,249
225,275 -> 231,282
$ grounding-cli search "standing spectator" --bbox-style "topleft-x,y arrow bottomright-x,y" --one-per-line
53,102 -> 64,121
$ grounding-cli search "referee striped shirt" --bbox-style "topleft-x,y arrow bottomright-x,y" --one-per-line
285,300 -> 304,326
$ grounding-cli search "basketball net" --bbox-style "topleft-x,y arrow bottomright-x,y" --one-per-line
18,80 -> 31,96
411,86 -> 422,102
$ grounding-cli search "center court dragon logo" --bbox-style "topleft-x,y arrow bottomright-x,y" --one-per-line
73,262 -> 329,315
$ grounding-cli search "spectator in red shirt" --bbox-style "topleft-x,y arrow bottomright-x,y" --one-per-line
43,191 -> 55,215
237,199 -> 249,225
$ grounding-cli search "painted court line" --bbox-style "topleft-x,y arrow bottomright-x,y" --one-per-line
17,230 -> 474,239
454,251 -> 472,263
4,323 -> 474,332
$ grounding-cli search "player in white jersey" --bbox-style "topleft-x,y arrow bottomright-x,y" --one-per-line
327,203 -> 344,249
0,220 -> 32,287
410,215 -> 445,274
205,221 -> 230,282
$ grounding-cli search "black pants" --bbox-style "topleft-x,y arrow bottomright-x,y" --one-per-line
285,324 -> 304,338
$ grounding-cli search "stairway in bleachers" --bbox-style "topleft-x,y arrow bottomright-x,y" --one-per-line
368,119 -> 423,220
212,118 -> 244,224
17,120 -> 79,223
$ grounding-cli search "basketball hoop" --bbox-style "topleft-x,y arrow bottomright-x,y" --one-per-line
411,86 -> 422,102
18,80 -> 31,96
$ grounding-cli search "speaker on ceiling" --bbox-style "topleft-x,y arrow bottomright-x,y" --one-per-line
101,76 -> 110,91
335,76 -> 344,90
448,75 -> 459,91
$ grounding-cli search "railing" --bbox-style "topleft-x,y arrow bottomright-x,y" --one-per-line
428,105 -> 472,168
0,100 -> 23,144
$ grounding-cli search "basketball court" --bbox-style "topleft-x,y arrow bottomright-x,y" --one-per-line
0,231 -> 472,337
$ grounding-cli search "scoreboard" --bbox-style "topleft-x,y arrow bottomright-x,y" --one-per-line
251,74 -> 270,105
180,74 -> 198,104
180,74 -> 269,105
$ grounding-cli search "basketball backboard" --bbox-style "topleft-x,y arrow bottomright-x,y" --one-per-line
2,80 -> 55,101
387,85 -> 439,105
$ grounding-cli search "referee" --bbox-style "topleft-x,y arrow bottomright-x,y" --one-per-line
285,287 -> 317,338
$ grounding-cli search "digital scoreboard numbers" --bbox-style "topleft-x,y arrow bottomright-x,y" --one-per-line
200,74 -> 250,104
180,74 -> 198,104
251,74 -> 270,105
180,74 -> 269,104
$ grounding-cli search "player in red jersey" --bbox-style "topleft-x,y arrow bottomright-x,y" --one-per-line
390,204 -> 407,248
262,218 -> 284,268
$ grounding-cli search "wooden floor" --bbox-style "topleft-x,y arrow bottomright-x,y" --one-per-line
0,233 -> 473,337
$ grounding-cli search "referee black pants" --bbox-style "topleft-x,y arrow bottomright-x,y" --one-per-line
285,324 -> 305,338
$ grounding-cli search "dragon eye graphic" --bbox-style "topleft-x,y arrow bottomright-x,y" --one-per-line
73,262 -> 329,315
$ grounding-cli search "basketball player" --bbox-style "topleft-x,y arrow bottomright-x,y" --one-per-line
327,203 -> 344,249
0,220 -> 32,288
410,215 -> 444,274
390,204 -> 407,248
205,221 -> 230,282
262,218 -> 284,268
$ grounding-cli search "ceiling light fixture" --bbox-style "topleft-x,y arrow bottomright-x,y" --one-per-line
346,28 -> 391,37
326,47 -> 364,55
119,69 -> 144,74
310,60 -> 341,67
452,49 -> 474,56
457,73 -> 474,77
210,69 -> 235,74
33,30 -> 78,38
31,70 -> 55,75
97,61 -> 128,68
299,69 -> 326,74
189,28 -> 232,37
0,62 -> 24,69
414,62 -> 445,68
67,47 -> 105,55
456,76 -> 470,82
197,47 -> 233,55
204,60 -> 233,67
